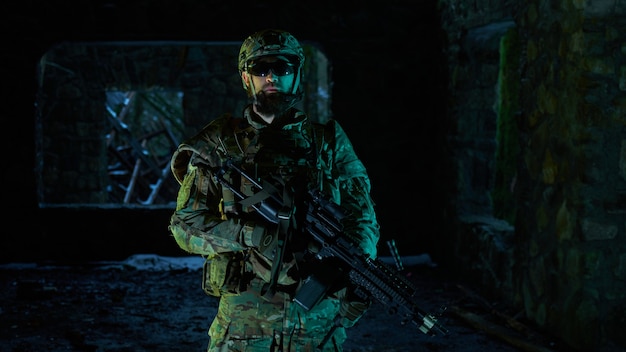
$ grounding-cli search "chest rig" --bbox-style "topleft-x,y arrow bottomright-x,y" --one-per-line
215,111 -> 333,300
219,111 -> 325,219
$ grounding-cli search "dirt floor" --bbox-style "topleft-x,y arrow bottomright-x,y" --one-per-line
0,255 -> 574,352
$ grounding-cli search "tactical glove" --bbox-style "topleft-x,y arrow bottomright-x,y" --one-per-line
339,285 -> 371,328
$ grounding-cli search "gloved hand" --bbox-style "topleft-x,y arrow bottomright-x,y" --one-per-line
339,285 -> 371,328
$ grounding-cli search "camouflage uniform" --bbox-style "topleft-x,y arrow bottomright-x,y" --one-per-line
168,29 -> 380,352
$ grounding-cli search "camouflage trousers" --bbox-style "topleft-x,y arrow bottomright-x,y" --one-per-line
207,278 -> 346,352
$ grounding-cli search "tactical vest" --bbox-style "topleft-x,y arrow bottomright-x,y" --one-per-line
170,109 -> 337,297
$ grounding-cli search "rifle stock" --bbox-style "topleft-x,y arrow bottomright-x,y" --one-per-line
215,159 -> 449,337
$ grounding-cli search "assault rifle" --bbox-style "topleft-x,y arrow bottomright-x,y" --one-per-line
215,159 -> 449,342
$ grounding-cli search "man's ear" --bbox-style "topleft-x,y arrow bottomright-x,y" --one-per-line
242,72 -> 250,86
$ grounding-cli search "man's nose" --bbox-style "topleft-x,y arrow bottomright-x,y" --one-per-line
265,70 -> 278,82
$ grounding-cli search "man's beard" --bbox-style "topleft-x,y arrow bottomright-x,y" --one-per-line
253,91 -> 294,116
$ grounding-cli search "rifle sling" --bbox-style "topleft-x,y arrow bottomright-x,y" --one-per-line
261,185 -> 294,301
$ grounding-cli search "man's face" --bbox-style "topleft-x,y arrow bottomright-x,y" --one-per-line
242,56 -> 298,116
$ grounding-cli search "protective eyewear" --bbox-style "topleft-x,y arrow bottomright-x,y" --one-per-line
248,61 -> 296,77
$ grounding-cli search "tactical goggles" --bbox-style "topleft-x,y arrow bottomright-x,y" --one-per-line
248,60 -> 296,77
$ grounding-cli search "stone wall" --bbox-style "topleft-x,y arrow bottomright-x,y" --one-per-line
439,0 -> 626,350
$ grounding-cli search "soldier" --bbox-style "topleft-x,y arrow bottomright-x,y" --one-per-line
168,28 -> 380,351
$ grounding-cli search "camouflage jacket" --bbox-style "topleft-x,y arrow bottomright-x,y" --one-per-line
168,105 -> 380,287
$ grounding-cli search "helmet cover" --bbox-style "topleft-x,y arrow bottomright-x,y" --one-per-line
238,29 -> 305,73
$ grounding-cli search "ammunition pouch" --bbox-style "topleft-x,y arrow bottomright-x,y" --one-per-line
202,251 -> 250,297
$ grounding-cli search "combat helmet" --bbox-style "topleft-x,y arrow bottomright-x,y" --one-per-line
238,29 -> 305,99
